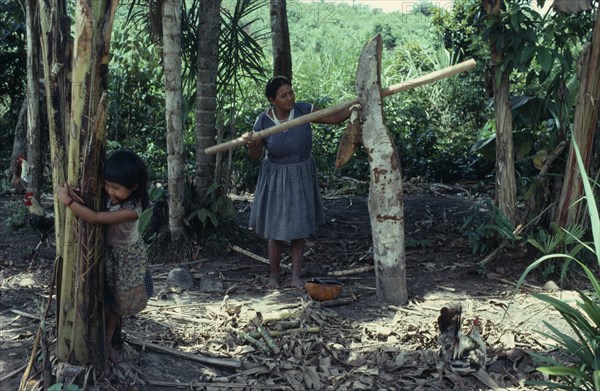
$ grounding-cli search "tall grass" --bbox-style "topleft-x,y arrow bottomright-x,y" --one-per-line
516,139 -> 600,390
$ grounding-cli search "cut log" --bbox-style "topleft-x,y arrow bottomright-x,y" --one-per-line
328,265 -> 374,276
204,59 -> 476,155
231,245 -> 291,269
357,34 -> 408,305
126,336 -> 242,369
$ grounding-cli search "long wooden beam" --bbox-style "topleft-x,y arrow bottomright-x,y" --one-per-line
205,59 -> 476,155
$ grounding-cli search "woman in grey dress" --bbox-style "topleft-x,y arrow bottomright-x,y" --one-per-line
247,76 -> 350,289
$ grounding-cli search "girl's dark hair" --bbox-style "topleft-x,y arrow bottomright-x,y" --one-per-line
104,149 -> 150,209
265,75 -> 291,100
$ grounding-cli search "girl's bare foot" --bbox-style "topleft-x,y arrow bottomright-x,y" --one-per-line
108,346 -> 123,363
266,276 -> 280,289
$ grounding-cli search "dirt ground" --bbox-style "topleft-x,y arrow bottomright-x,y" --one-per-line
0,183 -> 578,390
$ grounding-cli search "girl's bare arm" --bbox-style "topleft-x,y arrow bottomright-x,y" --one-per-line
57,184 -> 138,225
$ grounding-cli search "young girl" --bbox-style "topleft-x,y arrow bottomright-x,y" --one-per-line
57,149 -> 153,363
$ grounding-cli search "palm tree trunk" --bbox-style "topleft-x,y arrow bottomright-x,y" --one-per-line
492,69 -> 517,224
194,0 -> 221,199
556,9 -> 600,227
357,35 -> 407,305
39,0 -> 72,263
270,0 -> 292,79
57,0 -> 117,369
25,0 -> 42,200
484,0 -> 517,225
9,99 -> 27,186
163,0 -> 186,241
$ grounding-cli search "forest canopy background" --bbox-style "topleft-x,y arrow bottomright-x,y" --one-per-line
0,0 -> 594,196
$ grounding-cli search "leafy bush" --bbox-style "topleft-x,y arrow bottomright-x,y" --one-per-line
186,182 -> 234,232
460,198 -> 517,255
4,202 -> 27,229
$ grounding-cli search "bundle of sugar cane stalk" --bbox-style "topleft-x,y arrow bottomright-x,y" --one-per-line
204,59 -> 476,164
236,317 -> 320,354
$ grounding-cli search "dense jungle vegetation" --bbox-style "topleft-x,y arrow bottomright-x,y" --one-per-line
2,0 -> 491,191
0,0 -> 596,203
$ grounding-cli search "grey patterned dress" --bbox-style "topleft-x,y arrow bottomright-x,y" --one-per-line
105,199 -> 153,316
249,102 -> 325,241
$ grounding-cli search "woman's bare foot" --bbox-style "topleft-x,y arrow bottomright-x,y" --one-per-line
266,275 -> 280,289
108,345 -> 123,363
290,277 -> 304,289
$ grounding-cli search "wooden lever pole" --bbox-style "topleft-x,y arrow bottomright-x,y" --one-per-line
204,59 -> 476,155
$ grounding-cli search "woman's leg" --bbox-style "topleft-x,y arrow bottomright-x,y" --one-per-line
290,238 -> 305,288
267,239 -> 283,289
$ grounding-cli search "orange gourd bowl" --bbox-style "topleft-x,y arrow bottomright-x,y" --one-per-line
305,278 -> 343,301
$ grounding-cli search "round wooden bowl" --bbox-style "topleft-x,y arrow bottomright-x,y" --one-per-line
305,278 -> 343,301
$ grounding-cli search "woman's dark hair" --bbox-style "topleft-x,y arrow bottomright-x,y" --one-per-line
265,75 -> 291,100
104,149 -> 150,208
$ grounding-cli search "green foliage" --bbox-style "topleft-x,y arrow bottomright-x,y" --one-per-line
218,0 -> 269,92
517,140 -> 600,390
527,223 -> 587,279
202,233 -> 231,253
108,25 -> 168,178
528,222 -> 586,257
411,1 -> 436,17
4,202 -> 27,229
460,199 -> 517,255
387,44 -> 489,181
0,0 -> 26,117
0,0 -> 26,170
186,183 -> 234,231
430,0 -> 483,58
138,184 -> 167,237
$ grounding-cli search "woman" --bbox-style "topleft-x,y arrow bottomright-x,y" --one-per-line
247,75 -> 350,289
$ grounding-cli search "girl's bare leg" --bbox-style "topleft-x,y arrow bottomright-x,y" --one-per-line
105,308 -> 123,363
290,238 -> 305,288
267,239 -> 282,289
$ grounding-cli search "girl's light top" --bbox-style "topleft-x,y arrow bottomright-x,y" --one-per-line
105,199 -> 142,249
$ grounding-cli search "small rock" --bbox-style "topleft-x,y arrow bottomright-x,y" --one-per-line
17,277 -> 36,287
198,274 -> 223,292
166,267 -> 194,293
543,280 -> 560,292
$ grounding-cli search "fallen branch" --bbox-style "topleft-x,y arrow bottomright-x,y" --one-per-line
247,326 -> 320,339
488,275 -> 542,292
19,256 -> 59,391
231,245 -> 291,270
274,320 -> 301,331
316,297 -> 356,308
281,247 -> 314,264
328,265 -> 374,277
478,224 -> 524,267
126,336 -> 242,369
146,380 -> 281,389
10,309 -> 39,320
0,364 -> 27,383
261,308 -> 301,322
161,310 -> 215,324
